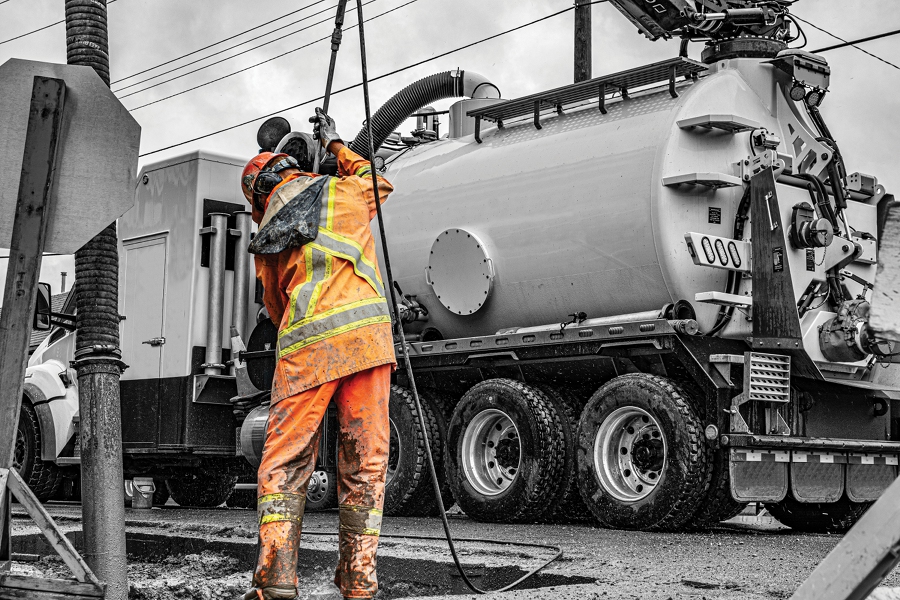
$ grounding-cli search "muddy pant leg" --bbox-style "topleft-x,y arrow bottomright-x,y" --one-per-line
254,381 -> 339,596
332,365 -> 391,599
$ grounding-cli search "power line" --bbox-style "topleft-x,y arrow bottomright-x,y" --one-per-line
112,0 -> 329,85
794,15 -> 900,71
139,5 -> 575,157
0,0 -> 118,46
116,0 -> 354,97
127,0 -> 401,111
813,28 -> 900,54
0,1 -> 13,6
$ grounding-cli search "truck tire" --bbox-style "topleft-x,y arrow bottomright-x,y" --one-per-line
765,495 -> 871,533
383,385 -> 434,516
306,470 -> 338,512
576,374 -> 710,531
14,401 -> 62,502
401,389 -> 455,517
166,470 -> 237,508
446,379 -> 566,523
153,478 -> 170,507
689,448 -> 746,528
536,386 -> 594,523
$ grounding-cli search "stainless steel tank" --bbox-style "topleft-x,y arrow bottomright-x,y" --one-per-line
378,57 -> 878,343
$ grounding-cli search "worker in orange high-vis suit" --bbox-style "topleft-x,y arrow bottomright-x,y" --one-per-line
240,108 -> 395,600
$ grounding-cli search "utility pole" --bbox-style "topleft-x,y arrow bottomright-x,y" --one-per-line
64,1 -> 128,599
575,0 -> 592,83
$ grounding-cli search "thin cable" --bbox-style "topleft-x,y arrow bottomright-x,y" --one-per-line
0,1 -> 13,6
114,0 -> 342,93
355,0 -> 560,592
126,0 -> 391,110
0,0 -> 117,46
111,0 -> 329,85
139,5 -> 574,156
813,28 -> 900,54
794,15 -> 900,71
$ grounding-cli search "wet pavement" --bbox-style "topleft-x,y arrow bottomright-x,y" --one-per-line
9,502 -> 900,599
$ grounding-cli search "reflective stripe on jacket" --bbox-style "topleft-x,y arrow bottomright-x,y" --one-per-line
253,146 -> 396,402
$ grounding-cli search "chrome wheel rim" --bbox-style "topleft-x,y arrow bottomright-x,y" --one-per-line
386,418 -> 401,486
308,471 -> 330,504
594,406 -> 666,502
461,408 -> 521,496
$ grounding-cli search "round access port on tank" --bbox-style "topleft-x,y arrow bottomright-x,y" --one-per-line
426,228 -> 494,316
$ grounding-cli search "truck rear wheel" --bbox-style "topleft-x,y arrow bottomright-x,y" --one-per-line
446,379 -> 566,523
166,470 -> 237,508
765,495 -> 871,533
536,386 -> 593,523
14,401 -> 62,502
689,449 -> 746,528
576,374 -> 710,531
397,389 -> 455,517
383,385 -> 437,516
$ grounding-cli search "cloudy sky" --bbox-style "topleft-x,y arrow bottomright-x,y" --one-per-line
1,0 -> 899,304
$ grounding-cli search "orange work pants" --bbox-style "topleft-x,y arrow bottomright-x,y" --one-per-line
252,364 -> 391,599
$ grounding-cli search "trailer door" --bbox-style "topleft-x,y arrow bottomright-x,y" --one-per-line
121,234 -> 168,380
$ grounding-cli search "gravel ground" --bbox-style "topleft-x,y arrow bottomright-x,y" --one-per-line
10,503 -> 900,599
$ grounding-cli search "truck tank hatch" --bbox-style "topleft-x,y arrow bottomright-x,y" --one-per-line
426,228 -> 494,315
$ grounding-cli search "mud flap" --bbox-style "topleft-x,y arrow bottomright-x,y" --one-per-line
846,454 -> 899,502
790,451 -> 844,503
729,449 -> 789,502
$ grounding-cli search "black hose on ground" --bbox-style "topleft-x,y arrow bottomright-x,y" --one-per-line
352,0 -> 561,592
348,70 -> 465,158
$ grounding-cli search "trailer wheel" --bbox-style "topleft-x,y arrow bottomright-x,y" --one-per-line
536,386 -> 594,523
576,374 -> 710,531
306,470 -> 338,512
447,379 -> 565,523
14,401 -> 63,502
225,475 -> 256,509
166,470 -> 237,508
383,385 -> 434,516
765,495 -> 871,533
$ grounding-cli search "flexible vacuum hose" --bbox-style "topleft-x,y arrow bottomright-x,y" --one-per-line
349,70 -> 499,158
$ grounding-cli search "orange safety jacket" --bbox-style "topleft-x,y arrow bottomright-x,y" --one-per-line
253,146 -> 396,403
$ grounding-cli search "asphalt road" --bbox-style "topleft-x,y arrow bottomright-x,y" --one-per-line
10,503 -> 900,600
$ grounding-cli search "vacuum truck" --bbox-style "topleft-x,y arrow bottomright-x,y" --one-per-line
240,0 -> 900,533
20,0 -> 900,533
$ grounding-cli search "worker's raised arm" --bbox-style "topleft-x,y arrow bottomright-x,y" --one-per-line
332,144 -> 394,217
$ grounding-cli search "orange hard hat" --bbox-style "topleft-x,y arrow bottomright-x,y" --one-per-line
241,152 -> 282,205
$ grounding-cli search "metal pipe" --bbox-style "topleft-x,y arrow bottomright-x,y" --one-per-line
231,211 -> 253,353
511,309 -> 663,334
204,213 -> 229,374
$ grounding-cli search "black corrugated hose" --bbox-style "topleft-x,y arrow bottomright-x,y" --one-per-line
66,0 -> 120,358
352,0 -> 562,593
348,70 -> 463,158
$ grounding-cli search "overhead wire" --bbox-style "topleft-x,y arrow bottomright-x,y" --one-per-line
114,0 -> 345,93
0,0 -> 118,46
126,0 -> 395,111
813,28 -> 900,54
793,14 -> 900,71
111,0 -> 329,85
139,5 -> 575,156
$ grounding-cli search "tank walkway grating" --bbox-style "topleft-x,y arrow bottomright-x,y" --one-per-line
467,57 -> 708,142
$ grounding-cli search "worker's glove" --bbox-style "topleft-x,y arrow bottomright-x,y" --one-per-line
309,107 -> 343,150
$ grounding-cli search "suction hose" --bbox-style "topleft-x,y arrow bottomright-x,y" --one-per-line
348,69 -> 500,158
